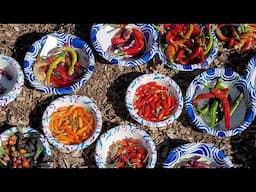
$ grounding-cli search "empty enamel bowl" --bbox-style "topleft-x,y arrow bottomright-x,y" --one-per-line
90,24 -> 158,67
163,143 -> 233,168
126,73 -> 184,128
0,55 -> 24,107
95,124 -> 157,168
157,24 -> 218,71
185,68 -> 256,137
24,32 -> 95,95
42,95 -> 102,152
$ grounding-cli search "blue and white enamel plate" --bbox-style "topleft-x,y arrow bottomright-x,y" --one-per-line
126,73 -> 184,128
42,95 -> 102,152
95,124 -> 157,168
24,32 -> 95,95
163,143 -> 233,168
246,55 -> 256,90
0,127 -> 52,159
90,24 -> 158,67
157,24 -> 218,71
185,68 -> 256,137
0,55 -> 24,107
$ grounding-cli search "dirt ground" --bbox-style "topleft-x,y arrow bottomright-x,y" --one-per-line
0,24 -> 256,168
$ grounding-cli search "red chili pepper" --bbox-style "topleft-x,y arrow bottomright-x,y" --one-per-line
193,93 -> 216,106
51,76 -> 70,87
183,46 -> 204,64
157,108 -> 166,121
111,37 -> 127,46
193,88 -> 231,130
177,49 -> 187,64
166,44 -> 176,63
163,24 -> 172,29
192,24 -> 201,36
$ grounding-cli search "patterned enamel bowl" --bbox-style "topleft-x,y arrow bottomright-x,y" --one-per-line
42,95 -> 102,152
157,24 -> 218,71
95,124 -> 157,168
0,127 -> 52,168
90,24 -> 158,67
24,32 -> 95,95
246,55 -> 256,90
0,55 -> 24,107
185,68 -> 256,137
126,73 -> 184,128
163,143 -> 233,168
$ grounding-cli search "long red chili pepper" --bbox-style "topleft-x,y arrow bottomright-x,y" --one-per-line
123,28 -> 145,56
193,88 -> 231,130
211,88 -> 231,129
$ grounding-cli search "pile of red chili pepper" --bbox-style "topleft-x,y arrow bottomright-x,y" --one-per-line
33,46 -> 85,88
107,24 -> 145,58
107,137 -> 148,168
174,155 -> 216,168
214,24 -> 256,53
157,24 -> 213,65
0,69 -> 12,94
193,78 -> 244,130
133,82 -> 177,122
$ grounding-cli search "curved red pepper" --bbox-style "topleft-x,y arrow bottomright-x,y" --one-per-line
123,28 -> 145,57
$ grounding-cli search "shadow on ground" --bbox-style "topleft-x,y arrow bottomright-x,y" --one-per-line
28,94 -> 64,132
11,32 -> 48,88
156,138 -> 189,167
74,24 -> 111,64
106,71 -> 145,122
82,121 -> 119,168
230,118 -> 256,168
224,51 -> 255,77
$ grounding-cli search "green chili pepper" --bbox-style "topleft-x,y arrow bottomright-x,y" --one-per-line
196,104 -> 209,115
209,99 -> 219,127
230,93 -> 244,115
56,47 -> 77,76
215,78 -> 224,89
203,32 -> 213,55
45,55 -> 65,86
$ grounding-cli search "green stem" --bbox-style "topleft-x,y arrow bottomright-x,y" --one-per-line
230,93 -> 244,115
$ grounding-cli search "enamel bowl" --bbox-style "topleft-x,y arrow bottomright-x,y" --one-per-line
24,32 -> 95,95
0,55 -> 24,107
42,95 -> 102,152
0,127 -> 52,168
95,124 -> 157,168
126,73 -> 184,128
185,68 -> 256,137
90,24 -> 158,67
157,24 -> 218,71
163,143 -> 233,168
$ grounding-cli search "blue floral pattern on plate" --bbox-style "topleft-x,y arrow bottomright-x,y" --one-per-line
163,143 -> 233,168
90,24 -> 159,67
185,68 -> 256,137
0,55 -> 24,107
42,95 -> 102,152
95,124 -> 157,168
156,24 -> 218,71
126,73 -> 183,127
23,32 -> 95,95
